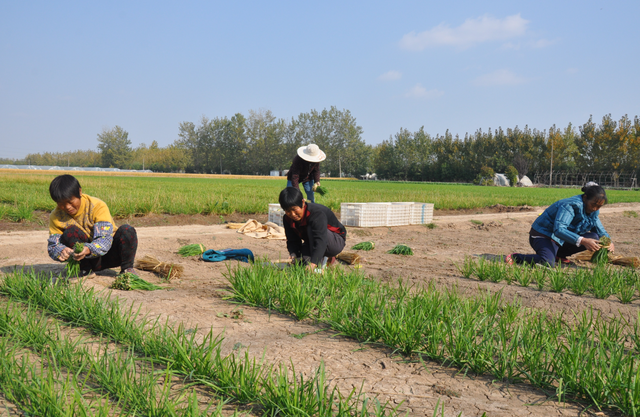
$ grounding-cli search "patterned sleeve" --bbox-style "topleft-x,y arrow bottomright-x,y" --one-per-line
47,234 -> 66,261
85,221 -> 114,257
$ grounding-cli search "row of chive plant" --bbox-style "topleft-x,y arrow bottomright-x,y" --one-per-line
0,300 -> 224,416
0,269 -> 400,417
225,260 -> 640,416
458,256 -> 640,303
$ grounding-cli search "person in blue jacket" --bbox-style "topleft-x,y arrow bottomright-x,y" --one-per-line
506,182 -> 614,267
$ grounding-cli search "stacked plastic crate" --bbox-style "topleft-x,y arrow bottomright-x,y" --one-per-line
340,202 -> 434,227
268,204 -> 284,227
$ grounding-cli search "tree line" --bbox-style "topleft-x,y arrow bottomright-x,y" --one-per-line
4,110 -> 639,182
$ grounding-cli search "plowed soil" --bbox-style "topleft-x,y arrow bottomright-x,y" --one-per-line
2,202 -> 640,416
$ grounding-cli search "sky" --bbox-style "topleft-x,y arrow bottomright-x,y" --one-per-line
1,0 -> 639,159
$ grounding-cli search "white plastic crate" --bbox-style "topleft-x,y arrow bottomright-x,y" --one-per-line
410,203 -> 434,225
268,203 -> 284,227
340,202 -> 434,227
387,202 -> 413,226
340,203 -> 390,227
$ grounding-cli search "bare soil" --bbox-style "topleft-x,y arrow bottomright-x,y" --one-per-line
2,203 -> 640,416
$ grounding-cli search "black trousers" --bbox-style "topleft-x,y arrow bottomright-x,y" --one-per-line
60,225 -> 137,273
297,229 -> 345,265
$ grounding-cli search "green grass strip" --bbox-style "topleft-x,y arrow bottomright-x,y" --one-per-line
0,335 -> 112,416
0,300 -> 223,416
0,270 -> 399,416
225,261 -> 640,415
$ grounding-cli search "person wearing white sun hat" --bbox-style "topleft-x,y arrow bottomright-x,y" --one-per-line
286,143 -> 326,203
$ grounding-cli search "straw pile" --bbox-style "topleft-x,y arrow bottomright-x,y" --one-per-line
226,223 -> 245,229
336,252 -> 361,265
134,255 -> 184,280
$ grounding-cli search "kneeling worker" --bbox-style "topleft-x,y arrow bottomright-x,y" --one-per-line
279,187 -> 346,271
47,174 -> 138,277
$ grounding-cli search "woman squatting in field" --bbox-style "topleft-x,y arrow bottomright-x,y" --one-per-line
506,182 -> 614,268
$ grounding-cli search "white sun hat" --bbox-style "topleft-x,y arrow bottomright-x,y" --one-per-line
297,144 -> 326,163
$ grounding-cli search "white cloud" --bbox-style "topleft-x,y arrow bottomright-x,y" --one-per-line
400,14 -> 528,50
378,70 -> 402,81
473,69 -> 528,86
404,83 -> 444,99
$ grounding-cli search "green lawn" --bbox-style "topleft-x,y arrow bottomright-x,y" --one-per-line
1,171 -> 639,222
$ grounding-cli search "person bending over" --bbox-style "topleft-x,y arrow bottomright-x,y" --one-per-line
506,182 -> 614,268
279,187 -> 346,271
47,174 -> 138,276
286,143 -> 325,203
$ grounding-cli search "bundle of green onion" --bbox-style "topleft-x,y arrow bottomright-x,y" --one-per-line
592,236 -> 612,266
177,244 -> 206,257
387,244 -> 413,256
351,241 -> 375,251
110,272 -> 163,291
315,186 -> 328,196
65,242 -> 85,278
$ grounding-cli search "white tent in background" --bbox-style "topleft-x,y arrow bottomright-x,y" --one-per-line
493,173 -> 510,187
519,175 -> 533,187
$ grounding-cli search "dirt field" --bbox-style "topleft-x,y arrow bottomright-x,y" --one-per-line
2,203 -> 640,416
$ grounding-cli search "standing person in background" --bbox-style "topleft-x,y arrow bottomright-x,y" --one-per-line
286,143 -> 325,203
506,182 -> 614,268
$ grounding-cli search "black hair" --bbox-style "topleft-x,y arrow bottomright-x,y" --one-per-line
581,184 -> 608,204
279,187 -> 304,210
49,174 -> 81,202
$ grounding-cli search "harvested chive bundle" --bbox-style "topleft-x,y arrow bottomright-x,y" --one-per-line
315,186 -> 328,196
64,242 -> 85,278
177,243 -> 206,257
592,236 -> 612,266
110,272 -> 163,291
387,244 -> 413,256
351,241 -> 375,251
134,255 -> 184,280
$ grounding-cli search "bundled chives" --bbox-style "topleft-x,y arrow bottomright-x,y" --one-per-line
387,244 -> 413,256
592,236 -> 612,266
351,241 -> 375,251
315,186 -> 328,196
110,272 -> 163,291
64,242 -> 85,278
178,243 -> 206,257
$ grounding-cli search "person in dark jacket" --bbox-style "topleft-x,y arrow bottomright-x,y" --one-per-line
279,187 -> 346,271
286,143 -> 325,203
506,182 -> 614,267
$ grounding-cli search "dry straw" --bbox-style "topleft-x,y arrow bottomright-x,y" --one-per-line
336,252 -> 361,265
134,255 -> 184,280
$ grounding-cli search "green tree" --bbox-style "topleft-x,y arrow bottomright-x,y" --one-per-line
97,126 -> 132,168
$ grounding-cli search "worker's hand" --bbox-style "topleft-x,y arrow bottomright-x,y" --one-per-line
306,263 -> 317,271
312,183 -> 319,191
608,242 -> 615,252
58,247 -> 74,262
289,254 -> 297,262
72,246 -> 91,261
581,238 -> 601,252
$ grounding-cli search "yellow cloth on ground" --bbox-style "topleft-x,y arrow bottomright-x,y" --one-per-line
49,194 -> 117,239
236,219 -> 286,240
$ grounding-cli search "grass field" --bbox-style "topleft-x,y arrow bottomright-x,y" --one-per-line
1,170 -> 639,222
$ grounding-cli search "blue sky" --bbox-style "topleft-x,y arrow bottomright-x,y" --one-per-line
1,0 -> 638,159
